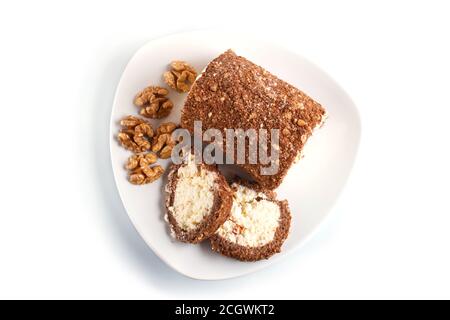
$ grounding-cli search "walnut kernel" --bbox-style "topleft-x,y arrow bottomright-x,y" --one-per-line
163,61 -> 197,93
118,116 -> 154,153
152,134 -> 175,159
156,122 -> 177,135
134,86 -> 173,118
152,122 -> 178,159
126,153 -> 164,185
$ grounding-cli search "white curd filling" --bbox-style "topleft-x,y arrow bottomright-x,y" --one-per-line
216,184 -> 280,247
168,159 -> 217,231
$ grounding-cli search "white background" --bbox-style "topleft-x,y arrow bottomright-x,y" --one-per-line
0,0 -> 449,299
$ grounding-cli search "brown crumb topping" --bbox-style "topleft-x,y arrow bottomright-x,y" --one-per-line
181,50 -> 326,190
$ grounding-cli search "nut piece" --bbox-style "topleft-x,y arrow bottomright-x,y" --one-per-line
117,116 -> 154,153
163,61 -> 197,93
126,153 -> 164,185
301,134 -> 309,144
134,86 -> 173,118
282,128 -> 290,136
156,122 -> 177,135
142,165 -> 165,183
152,122 -> 178,159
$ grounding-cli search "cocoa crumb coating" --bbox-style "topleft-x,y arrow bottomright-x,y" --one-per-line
181,50 -> 326,190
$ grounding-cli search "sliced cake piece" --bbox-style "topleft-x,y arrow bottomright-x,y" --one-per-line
181,49 -> 326,190
165,157 -> 233,243
210,180 -> 291,261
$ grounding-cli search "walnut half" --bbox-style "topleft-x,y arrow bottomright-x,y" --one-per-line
152,122 -> 178,159
163,61 -> 197,93
126,153 -> 164,185
134,86 -> 173,118
117,116 -> 154,153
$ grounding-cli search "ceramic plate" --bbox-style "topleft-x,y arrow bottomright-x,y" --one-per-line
110,30 -> 361,280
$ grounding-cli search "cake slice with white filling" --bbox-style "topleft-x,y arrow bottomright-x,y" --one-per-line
210,180 -> 291,261
165,157 -> 233,244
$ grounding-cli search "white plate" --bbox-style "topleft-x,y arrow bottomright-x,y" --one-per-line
110,30 -> 361,280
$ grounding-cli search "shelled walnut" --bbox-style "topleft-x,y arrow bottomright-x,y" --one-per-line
126,153 -> 164,185
163,61 -> 197,93
117,116 -> 154,153
134,86 -> 174,118
152,122 -> 178,159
